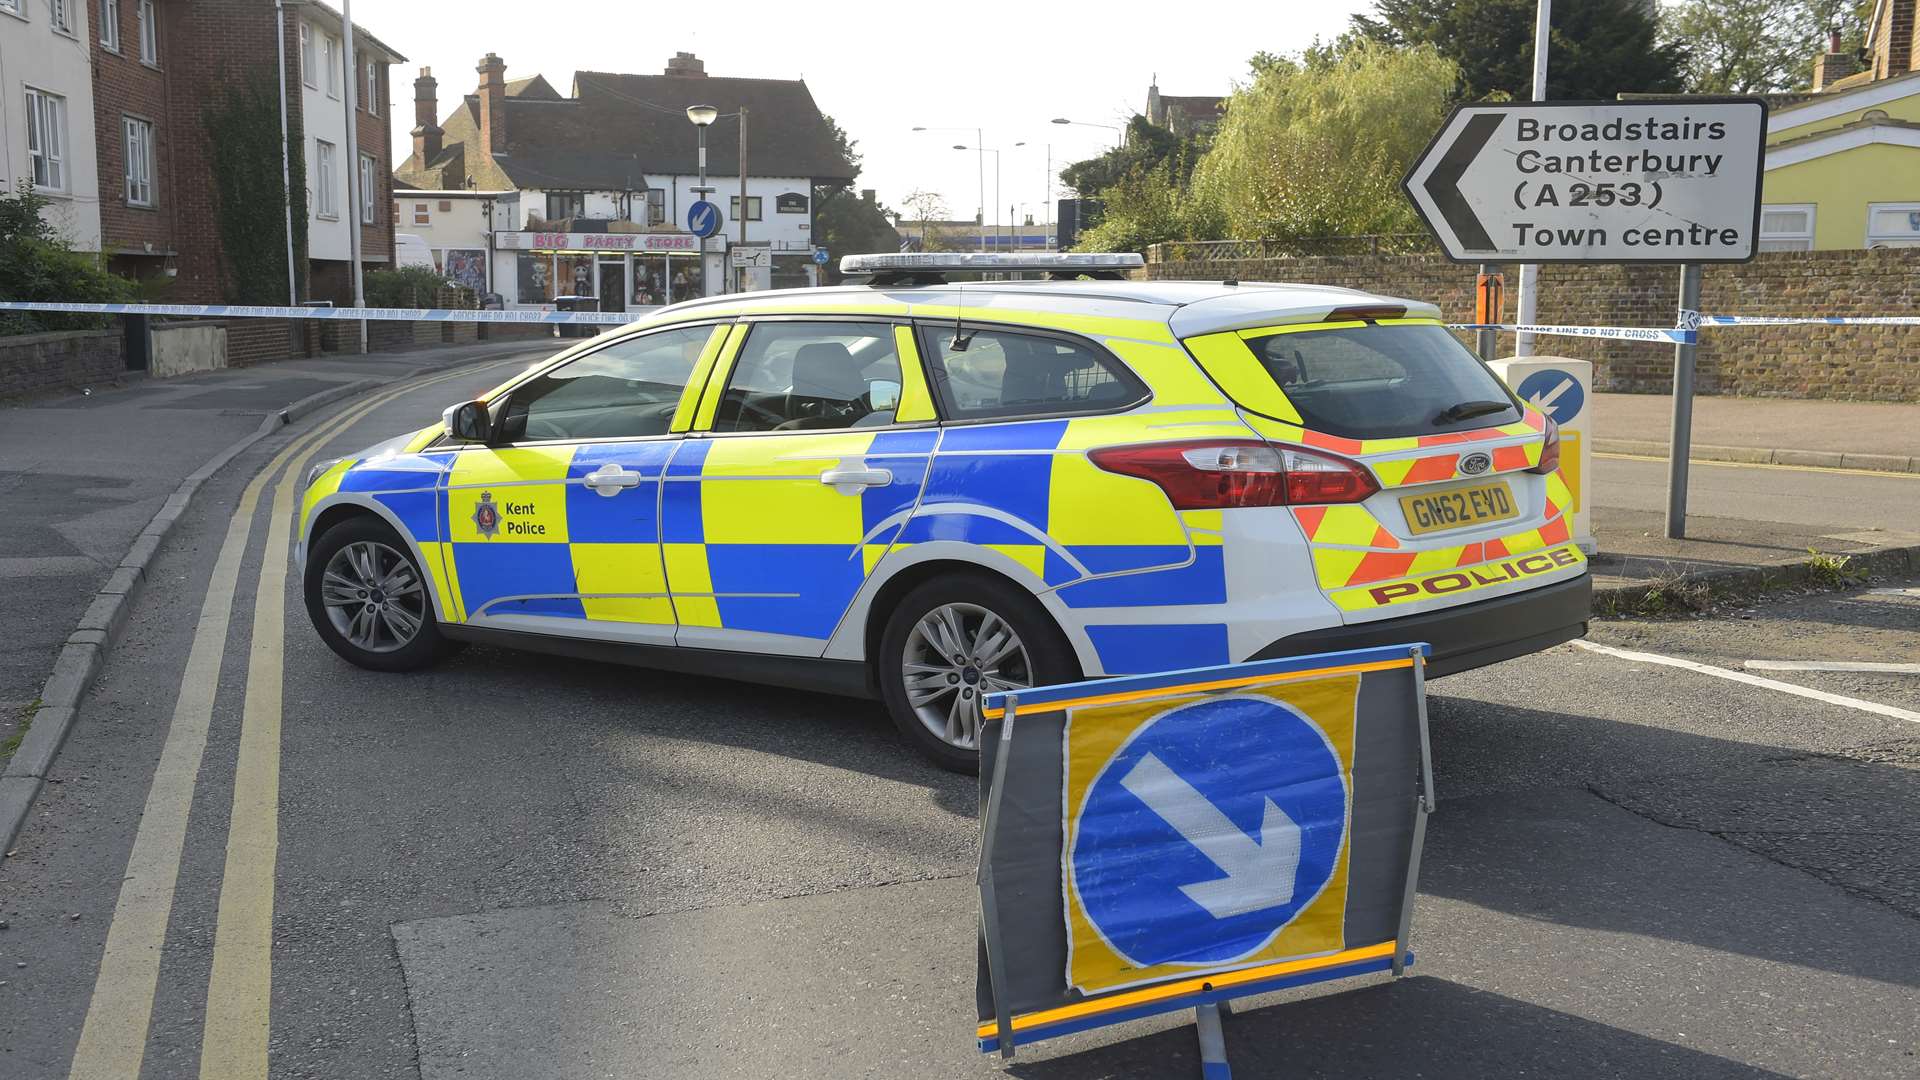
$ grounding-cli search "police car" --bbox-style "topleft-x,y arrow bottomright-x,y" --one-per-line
298,253 -> 1589,770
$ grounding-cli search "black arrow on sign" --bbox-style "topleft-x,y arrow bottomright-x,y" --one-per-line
1425,112 -> 1502,252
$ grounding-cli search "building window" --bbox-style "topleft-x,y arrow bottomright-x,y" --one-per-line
324,35 -> 339,98
124,117 -> 154,207
545,191 -> 584,221
729,195 -> 762,221
646,188 -> 665,225
359,153 -> 377,224
299,23 -> 315,87
1865,203 -> 1920,248
364,60 -> 378,112
99,0 -> 119,50
316,139 -> 337,218
438,199 -> 451,212
413,202 -> 430,225
136,0 -> 155,63
0,0 -> 21,17
50,0 -> 71,34
25,89 -> 67,192
1757,204 -> 1815,252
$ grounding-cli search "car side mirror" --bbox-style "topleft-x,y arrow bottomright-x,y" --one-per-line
443,400 -> 492,442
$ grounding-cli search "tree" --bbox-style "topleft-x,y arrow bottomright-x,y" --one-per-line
1352,0 -> 1688,100
1665,0 -> 1873,93
1058,116 -> 1203,199
813,192 -> 903,279
0,186 -> 132,336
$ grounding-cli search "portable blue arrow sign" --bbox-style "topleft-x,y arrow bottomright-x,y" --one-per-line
1515,369 -> 1585,424
687,200 -> 722,239
1069,695 -> 1347,969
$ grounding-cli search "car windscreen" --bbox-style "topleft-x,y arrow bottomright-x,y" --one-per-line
1244,323 -> 1522,439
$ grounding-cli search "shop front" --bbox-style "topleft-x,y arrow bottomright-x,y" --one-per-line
496,230 -> 707,311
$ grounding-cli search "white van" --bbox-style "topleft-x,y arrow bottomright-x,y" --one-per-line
394,233 -> 436,270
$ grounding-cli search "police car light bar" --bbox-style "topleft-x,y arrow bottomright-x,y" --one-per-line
840,252 -> 1145,274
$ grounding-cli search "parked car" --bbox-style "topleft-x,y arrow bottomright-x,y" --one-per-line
297,253 -> 1589,770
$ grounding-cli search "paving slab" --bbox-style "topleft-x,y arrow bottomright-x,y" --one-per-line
1594,393 -> 1920,457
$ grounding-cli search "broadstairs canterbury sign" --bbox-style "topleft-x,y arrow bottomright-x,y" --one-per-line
1404,99 -> 1768,263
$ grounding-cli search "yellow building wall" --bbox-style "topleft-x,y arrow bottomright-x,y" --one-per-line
1763,143 -> 1920,248
1766,92 -> 1920,145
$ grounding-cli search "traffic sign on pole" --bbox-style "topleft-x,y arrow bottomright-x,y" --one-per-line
1403,99 -> 1768,264
687,200 -> 722,239
812,247 -> 830,266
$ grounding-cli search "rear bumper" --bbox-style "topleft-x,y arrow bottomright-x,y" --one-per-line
1250,574 -> 1591,677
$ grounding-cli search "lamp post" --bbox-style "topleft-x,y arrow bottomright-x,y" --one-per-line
955,143 -> 1021,252
914,125 -> 986,251
1050,117 -> 1125,149
687,104 -> 718,296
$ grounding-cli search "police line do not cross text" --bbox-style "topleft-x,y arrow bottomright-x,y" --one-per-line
1405,99 -> 1768,264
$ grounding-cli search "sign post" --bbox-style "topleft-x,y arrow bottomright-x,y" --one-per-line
1667,265 -> 1704,538
1404,97 -> 1767,538
973,645 -> 1435,1075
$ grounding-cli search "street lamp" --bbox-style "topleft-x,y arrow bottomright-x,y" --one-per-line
1051,117 -> 1125,149
954,142 -> 1024,253
687,104 -> 718,296
914,125 -> 986,251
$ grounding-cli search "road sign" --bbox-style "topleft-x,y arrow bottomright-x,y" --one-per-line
1404,99 -> 1768,264
973,645 -> 1435,1063
687,200 -> 722,239
1070,696 -> 1346,970
812,247 -> 830,266
729,246 -> 769,268
1514,368 -> 1585,424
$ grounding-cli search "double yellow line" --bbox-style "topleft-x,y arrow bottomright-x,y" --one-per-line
68,362 -> 511,1080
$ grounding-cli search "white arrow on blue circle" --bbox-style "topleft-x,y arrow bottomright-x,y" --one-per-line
1528,377 -> 1575,414
1120,753 -> 1301,919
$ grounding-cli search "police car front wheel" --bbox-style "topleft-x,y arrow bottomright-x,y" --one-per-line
304,517 -> 455,672
878,575 -> 1078,772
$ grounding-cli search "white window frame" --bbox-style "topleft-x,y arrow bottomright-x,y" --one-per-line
359,153 -> 377,224
1865,202 -> 1920,248
299,23 -> 316,87
136,0 -> 156,63
1757,203 -> 1816,252
364,59 -> 378,113
124,116 -> 154,207
324,35 -> 339,98
730,195 -> 763,221
413,202 -> 430,225
646,187 -> 666,225
50,0 -> 72,35
99,0 -> 119,50
0,0 -> 23,19
315,139 -> 337,219
25,88 -> 68,193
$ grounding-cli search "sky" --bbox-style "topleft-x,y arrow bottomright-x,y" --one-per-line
347,0 -> 1374,226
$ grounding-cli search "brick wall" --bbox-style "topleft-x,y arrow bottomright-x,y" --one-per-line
0,331 -> 125,398
224,320 -> 315,367
93,0 -> 179,275
1144,247 -> 1920,401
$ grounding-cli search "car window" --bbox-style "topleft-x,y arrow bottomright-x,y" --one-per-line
920,325 -> 1143,421
712,322 -> 905,433
499,325 -> 715,442
1246,323 -> 1521,438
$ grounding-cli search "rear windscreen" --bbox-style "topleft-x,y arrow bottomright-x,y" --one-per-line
1245,323 -> 1522,439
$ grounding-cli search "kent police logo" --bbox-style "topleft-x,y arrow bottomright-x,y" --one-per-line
471,491 -> 500,539
1458,452 -> 1492,476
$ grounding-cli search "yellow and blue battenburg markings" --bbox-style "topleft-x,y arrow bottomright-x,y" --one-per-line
974,645 -> 1434,1067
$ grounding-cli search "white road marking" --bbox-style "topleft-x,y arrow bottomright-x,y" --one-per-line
1866,588 -> 1920,597
1744,660 -> 1920,675
1572,640 -> 1920,725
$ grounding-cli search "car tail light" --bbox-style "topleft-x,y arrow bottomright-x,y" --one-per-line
1528,417 -> 1562,474
1088,440 -> 1380,509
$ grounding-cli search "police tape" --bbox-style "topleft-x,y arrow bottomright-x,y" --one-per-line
0,300 -> 653,325
1446,322 -> 1697,344
1696,314 -> 1920,327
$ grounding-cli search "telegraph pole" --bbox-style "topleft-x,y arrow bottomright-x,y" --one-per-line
738,107 -> 749,291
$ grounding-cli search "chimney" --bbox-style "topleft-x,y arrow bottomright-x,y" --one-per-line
664,51 -> 707,78
861,188 -> 876,205
1813,27 -> 1864,90
1868,0 -> 1917,80
477,53 -> 508,156
412,67 -> 444,163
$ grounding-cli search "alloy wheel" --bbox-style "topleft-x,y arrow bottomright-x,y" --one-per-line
900,602 -> 1033,750
319,540 -> 427,654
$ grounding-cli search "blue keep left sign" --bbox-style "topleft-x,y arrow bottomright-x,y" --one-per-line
1068,696 -> 1348,970
1515,369 -> 1585,423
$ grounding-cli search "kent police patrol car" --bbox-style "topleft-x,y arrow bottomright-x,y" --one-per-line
298,253 -> 1589,770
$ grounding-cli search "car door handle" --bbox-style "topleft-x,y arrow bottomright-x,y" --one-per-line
583,463 -> 643,496
819,467 -> 892,493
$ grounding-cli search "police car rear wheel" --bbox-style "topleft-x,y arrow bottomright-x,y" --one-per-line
879,576 -> 1078,772
304,518 -> 453,672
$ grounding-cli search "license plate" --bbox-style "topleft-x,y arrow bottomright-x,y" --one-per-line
1399,481 -> 1517,536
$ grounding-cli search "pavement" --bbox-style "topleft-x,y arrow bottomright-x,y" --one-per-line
1593,392 -> 1920,473
0,354 -> 1918,1077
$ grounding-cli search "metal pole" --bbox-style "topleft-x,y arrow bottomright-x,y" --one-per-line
977,128 -> 986,253
341,0 -> 366,353
1045,144 -> 1053,251
977,694 -> 1021,1061
1477,262 -> 1497,361
696,125 -> 712,297
1515,0 -> 1550,357
1665,263 -> 1703,539
275,0 -> 297,304
738,106 -> 749,292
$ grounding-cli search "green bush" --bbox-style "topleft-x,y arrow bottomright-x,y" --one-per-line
0,186 -> 133,335
364,266 -> 458,308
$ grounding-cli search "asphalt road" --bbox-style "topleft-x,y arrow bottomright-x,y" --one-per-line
1591,453 -> 1920,535
2,363 -> 1917,1079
